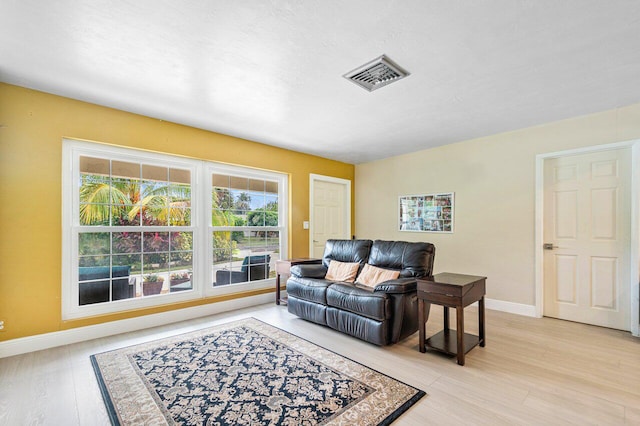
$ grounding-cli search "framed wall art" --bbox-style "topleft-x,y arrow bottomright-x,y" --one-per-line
399,192 -> 454,233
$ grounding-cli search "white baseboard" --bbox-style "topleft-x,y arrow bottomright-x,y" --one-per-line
0,294 -> 537,359
484,298 -> 537,317
0,293 -> 272,359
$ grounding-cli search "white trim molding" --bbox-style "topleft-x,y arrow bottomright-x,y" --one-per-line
61,138 -> 288,321
0,294 -> 272,359
535,139 -> 640,336
484,298 -> 537,317
1,294 -> 538,358
309,174 -> 352,256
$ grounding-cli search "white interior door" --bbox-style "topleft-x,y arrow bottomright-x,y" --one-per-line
543,148 -> 631,330
310,175 -> 351,258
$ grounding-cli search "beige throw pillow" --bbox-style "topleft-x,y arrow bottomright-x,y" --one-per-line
325,260 -> 360,283
356,264 -> 400,287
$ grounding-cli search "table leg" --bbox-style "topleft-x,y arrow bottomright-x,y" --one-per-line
456,306 -> 465,366
418,299 -> 431,353
479,296 -> 486,347
275,274 -> 281,305
443,306 -> 450,332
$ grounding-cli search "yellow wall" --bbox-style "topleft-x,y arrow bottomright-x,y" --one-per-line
356,103 -> 640,308
0,83 -> 355,341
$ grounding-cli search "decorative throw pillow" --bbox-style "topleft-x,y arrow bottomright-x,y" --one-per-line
325,260 -> 360,283
356,264 -> 400,287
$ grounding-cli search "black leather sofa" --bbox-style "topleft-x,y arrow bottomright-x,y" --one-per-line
286,239 -> 435,345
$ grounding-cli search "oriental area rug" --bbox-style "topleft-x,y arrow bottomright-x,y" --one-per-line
91,317 -> 425,426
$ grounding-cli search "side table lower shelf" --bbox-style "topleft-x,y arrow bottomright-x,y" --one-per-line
425,330 -> 480,357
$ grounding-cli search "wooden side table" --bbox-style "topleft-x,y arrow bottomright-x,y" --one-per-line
417,273 -> 486,366
275,258 -> 322,305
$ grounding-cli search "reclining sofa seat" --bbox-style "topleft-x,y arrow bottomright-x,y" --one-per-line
286,239 -> 435,345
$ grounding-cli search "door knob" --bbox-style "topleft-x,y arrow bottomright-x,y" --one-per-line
543,243 -> 558,250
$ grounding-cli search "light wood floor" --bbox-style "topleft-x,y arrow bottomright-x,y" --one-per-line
1,304 -> 639,425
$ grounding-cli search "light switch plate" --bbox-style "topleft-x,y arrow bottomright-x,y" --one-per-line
303,221 -> 309,229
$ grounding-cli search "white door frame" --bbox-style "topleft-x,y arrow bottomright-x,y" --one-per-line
309,174 -> 352,256
534,140 -> 640,336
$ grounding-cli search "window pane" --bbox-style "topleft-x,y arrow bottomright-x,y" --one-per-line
267,231 -> 280,278
79,172 -> 111,225
112,204 -> 139,226
169,251 -> 192,292
169,208 -> 190,226
141,268 -> 167,297
113,254 -> 141,274
79,233 -> 110,256
113,232 -> 141,254
171,231 -> 193,252
229,176 -> 248,190
265,194 -> 278,210
143,232 -> 170,252
246,253 -> 270,281
141,180 -> 169,226
142,164 -> 167,181
142,253 -> 169,273
246,210 -> 278,227
80,156 -> 109,175
169,272 -> 192,292
142,208 -> 168,226
169,183 -> 191,226
112,161 -> 140,179
265,180 -> 278,194
215,249 -> 272,285
79,255 -> 110,267
231,190 -> 250,213
212,173 -> 229,188
169,168 -> 190,184
169,184 -> 191,203
213,188 -> 234,210
212,231 -> 235,263
170,251 -> 192,272
248,191 -> 265,210
246,232 -> 267,250
79,204 -> 110,226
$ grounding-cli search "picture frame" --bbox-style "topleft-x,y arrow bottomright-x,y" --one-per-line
399,192 -> 454,233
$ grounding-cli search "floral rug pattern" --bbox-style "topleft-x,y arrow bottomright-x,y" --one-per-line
91,318 -> 425,425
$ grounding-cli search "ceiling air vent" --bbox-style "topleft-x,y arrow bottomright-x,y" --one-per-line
343,55 -> 410,92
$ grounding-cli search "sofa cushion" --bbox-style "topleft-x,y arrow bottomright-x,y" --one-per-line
326,307 -> 388,346
325,260 -> 360,282
368,240 -> 435,278
322,239 -> 372,268
286,277 -> 332,304
288,296 -> 328,326
326,283 -> 389,321
356,264 -> 400,287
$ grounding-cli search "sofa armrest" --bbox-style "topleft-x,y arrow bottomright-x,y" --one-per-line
373,278 -> 417,294
290,264 -> 328,278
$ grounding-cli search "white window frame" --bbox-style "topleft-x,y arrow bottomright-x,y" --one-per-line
203,163 -> 288,297
62,139 -> 287,320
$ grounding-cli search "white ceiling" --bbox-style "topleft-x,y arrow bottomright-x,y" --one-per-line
2,1 -> 640,164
